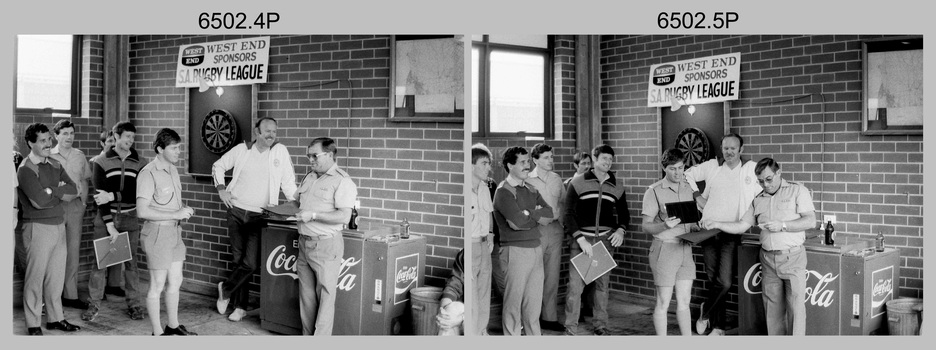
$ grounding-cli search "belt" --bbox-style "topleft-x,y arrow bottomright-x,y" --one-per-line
146,220 -> 180,226
299,234 -> 334,241
654,238 -> 681,244
763,245 -> 803,254
472,235 -> 490,243
113,207 -> 136,214
578,229 -> 612,237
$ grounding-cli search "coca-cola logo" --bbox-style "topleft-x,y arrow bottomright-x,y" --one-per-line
265,245 -> 298,280
871,266 -> 894,309
393,253 -> 419,304
337,257 -> 361,292
742,263 -> 840,308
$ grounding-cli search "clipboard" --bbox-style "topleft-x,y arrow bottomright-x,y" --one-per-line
263,201 -> 301,221
664,200 -> 701,224
570,241 -> 617,284
93,232 -> 132,269
677,228 -> 721,245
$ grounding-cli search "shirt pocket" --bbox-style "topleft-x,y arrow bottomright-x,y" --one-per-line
314,185 -> 336,204
153,185 -> 175,205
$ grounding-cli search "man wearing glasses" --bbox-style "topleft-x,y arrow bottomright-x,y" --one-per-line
213,117 -> 297,322
702,158 -> 816,335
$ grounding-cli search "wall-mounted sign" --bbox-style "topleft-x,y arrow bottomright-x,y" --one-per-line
176,36 -> 270,88
647,52 -> 741,107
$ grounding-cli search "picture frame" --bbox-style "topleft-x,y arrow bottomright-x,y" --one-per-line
389,35 -> 465,123
861,36 -> 923,135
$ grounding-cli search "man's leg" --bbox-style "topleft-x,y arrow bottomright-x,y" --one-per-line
712,237 -> 737,330
563,242 -> 586,333
472,241 -> 492,335
777,248 -> 807,335
520,246 -> 544,336
83,214 -> 108,320
591,264 -> 611,331
310,237 -> 342,335
22,223 -> 54,327
43,223 -> 67,323
501,245 -> 532,336
62,200 -> 84,300
490,242 -> 507,300
147,269 -> 168,335
760,250 -> 787,335
296,237 -> 318,335
698,238 -> 721,327
118,214 -> 145,311
222,208 -> 264,310
539,224 -> 562,328
653,285 -> 674,335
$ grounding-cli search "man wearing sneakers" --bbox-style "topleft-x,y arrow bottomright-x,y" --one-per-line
84,121 -> 148,321
213,117 -> 297,321
136,128 -> 197,336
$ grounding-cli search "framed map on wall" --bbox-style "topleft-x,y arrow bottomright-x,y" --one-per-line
389,35 -> 465,123
862,36 -> 923,135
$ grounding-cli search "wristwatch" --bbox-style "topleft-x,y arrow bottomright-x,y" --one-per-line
781,222 -> 788,231
44,188 -> 52,195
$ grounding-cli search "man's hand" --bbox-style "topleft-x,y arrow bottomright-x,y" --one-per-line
486,238 -> 494,254
94,189 -> 113,205
761,221 -> 784,232
610,228 -> 625,247
577,236 -> 593,257
296,210 -> 314,223
537,216 -> 551,226
664,216 -> 682,229
218,189 -> 235,209
106,224 -> 121,244
176,206 -> 195,220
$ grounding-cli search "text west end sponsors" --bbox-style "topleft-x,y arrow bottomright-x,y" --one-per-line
647,52 -> 741,106
176,37 -> 270,86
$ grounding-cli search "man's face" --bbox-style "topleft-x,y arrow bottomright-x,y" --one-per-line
533,150 -> 553,172
473,156 -> 492,182
593,153 -> 613,173
307,143 -> 334,174
575,156 -> 592,174
159,142 -> 182,164
507,153 -> 531,180
102,135 -> 115,151
55,127 -> 75,149
722,136 -> 742,164
663,161 -> 685,183
114,131 -> 135,152
756,167 -> 782,194
29,131 -> 54,158
255,120 -> 277,149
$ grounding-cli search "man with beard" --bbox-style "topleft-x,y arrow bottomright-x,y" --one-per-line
525,143 -> 565,332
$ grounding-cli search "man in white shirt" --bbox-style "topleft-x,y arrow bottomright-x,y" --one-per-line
467,143 -> 494,335
213,117 -> 297,322
526,143 -> 566,332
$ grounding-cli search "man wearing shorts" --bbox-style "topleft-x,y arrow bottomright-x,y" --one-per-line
641,148 -> 697,336
136,128 -> 197,336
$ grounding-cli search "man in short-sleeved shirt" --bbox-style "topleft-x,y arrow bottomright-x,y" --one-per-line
294,137 -> 357,335
703,158 -> 816,335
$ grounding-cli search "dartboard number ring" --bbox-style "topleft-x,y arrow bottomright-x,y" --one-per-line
201,109 -> 239,154
674,127 -> 710,168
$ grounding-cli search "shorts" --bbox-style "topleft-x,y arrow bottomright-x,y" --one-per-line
648,239 -> 695,287
141,221 -> 186,270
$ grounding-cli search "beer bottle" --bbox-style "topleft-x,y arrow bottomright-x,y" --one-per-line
875,231 -> 885,252
824,220 -> 835,245
348,200 -> 359,230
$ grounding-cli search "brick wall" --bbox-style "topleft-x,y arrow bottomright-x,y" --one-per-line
599,35 -> 924,310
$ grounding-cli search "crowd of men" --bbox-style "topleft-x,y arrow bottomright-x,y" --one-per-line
14,117 -> 357,336
469,134 -> 816,336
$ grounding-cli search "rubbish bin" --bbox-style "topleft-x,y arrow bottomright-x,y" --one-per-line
885,298 -> 922,335
410,286 -> 442,335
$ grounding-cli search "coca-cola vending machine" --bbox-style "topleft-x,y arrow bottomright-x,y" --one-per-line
737,234 -> 897,335
259,220 -> 303,335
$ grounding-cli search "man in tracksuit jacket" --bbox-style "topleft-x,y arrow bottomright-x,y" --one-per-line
562,144 -> 629,336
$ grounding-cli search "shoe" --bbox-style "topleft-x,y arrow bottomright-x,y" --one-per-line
46,320 -> 81,332
28,327 -> 43,335
696,302 -> 709,334
216,282 -> 230,314
593,327 -> 610,336
105,286 -> 126,297
540,319 -> 565,332
81,304 -> 100,321
128,306 -> 146,320
563,327 -> 576,336
62,298 -> 88,309
163,324 -> 198,336
708,328 -> 725,336
228,308 -> 247,322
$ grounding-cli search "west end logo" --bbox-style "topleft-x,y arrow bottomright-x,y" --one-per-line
182,45 -> 205,67
652,64 -> 676,86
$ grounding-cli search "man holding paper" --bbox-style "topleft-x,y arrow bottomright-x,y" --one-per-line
561,144 -> 629,336
641,148 -> 697,336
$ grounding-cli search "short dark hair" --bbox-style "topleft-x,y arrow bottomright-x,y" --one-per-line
310,137 -> 338,157
592,144 -> 615,159
755,157 -> 780,175
98,130 -> 114,145
501,146 -> 528,172
471,143 -> 492,165
113,121 -> 136,137
572,151 -> 591,166
153,128 -> 182,154
530,143 -> 552,159
660,148 -> 685,168
24,123 -> 50,147
53,119 -> 76,135
723,133 -> 744,148
255,117 -> 277,129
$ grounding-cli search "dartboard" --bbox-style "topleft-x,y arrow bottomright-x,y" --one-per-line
674,127 -> 710,167
201,109 -> 239,154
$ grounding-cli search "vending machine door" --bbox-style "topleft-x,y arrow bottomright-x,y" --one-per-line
260,222 -> 302,335
840,248 -> 899,335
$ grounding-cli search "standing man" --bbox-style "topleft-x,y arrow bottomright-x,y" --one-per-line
294,137 -> 356,335
563,151 -> 592,188
468,143 -> 494,335
136,128 -> 197,336
684,133 -> 761,336
49,120 -> 92,310
91,130 -> 127,299
525,143 -> 565,332
492,146 -> 553,336
562,144 -> 629,336
702,158 -> 815,335
214,117 -> 297,322
84,121 -> 148,321
17,122 -> 81,335
641,149 -> 696,336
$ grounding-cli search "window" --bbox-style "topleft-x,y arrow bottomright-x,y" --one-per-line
15,35 -> 81,115
472,35 -> 552,138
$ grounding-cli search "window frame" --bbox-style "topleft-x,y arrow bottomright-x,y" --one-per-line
14,35 -> 82,116
472,35 -> 553,139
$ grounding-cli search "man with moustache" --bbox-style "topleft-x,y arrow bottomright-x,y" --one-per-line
214,117 -> 298,322
293,137 -> 356,335
49,120 -> 92,310
85,121 -> 148,321
17,122 -> 81,335
562,144 -> 629,336
467,143 -> 494,335
136,128 -> 197,335
684,133 -> 762,336
492,146 -> 553,336
564,151 -> 592,188
702,158 -> 815,335
525,143 -> 565,332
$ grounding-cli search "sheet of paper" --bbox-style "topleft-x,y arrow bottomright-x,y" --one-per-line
415,94 -> 454,113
